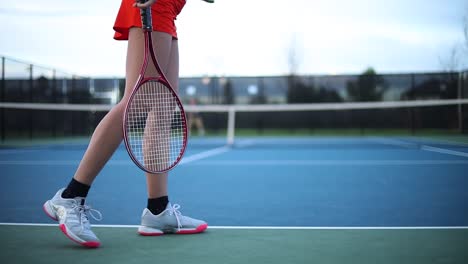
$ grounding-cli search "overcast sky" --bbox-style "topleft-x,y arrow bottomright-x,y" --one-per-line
1,0 -> 467,77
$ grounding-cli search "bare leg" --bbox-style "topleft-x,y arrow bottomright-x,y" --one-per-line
73,28 -> 146,185
73,27 -> 176,201
145,32 -> 179,199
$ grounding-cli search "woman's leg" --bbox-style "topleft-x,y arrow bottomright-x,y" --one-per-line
43,27 -> 150,248
145,31 -> 179,199
72,28 -> 147,185
133,30 -> 207,235
73,28 -> 176,201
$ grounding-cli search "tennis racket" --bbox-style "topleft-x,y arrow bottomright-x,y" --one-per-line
123,0 -> 188,173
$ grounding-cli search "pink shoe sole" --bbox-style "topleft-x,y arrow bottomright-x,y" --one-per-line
139,223 -> 208,236
176,223 -> 208,234
59,224 -> 101,248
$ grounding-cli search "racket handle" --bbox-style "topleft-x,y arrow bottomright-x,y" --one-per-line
139,0 -> 153,31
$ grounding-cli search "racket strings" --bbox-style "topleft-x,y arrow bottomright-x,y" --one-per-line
126,81 -> 186,172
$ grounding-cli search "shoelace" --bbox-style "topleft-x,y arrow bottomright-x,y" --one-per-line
167,204 -> 182,230
73,204 -> 103,226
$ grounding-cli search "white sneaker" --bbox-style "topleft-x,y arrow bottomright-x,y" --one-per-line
138,203 -> 208,236
43,188 -> 102,248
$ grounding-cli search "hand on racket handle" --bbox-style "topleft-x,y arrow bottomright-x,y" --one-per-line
133,0 -> 214,8
134,0 -> 214,9
133,0 -> 155,9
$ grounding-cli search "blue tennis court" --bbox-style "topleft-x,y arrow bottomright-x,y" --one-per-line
1,136 -> 467,226
1,136 -> 468,263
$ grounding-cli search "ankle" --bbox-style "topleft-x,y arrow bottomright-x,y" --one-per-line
147,196 -> 169,215
61,178 -> 91,198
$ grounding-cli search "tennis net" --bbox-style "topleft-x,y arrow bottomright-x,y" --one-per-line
1,99 -> 468,145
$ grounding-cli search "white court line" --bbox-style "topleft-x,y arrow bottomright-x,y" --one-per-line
0,149 -> 42,154
179,146 -> 231,165
190,160 -> 468,166
0,160 -> 132,165
414,137 -> 468,147
368,137 -> 416,148
210,226 -> 468,230
370,137 -> 468,159
0,146 -> 231,166
0,222 -> 467,230
421,145 -> 468,158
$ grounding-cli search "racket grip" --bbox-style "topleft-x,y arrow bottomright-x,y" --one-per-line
139,0 -> 153,31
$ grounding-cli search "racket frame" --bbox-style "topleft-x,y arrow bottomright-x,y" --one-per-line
123,3 -> 188,173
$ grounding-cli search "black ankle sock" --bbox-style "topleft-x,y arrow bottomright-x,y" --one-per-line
147,196 -> 169,215
61,178 -> 91,199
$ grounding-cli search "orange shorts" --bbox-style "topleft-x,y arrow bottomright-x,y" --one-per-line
113,0 -> 186,40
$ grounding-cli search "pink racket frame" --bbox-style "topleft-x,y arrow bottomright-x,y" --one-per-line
123,30 -> 188,173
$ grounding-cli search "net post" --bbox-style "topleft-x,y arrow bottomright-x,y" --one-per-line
410,74 -> 415,135
29,64 -> 33,140
1,57 -> 4,101
458,71 -> 463,133
227,106 -> 236,145
52,69 -> 57,139
462,71 -> 467,134
1,56 -> 4,142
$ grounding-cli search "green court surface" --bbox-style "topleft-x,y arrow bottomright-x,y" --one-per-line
1,225 -> 467,264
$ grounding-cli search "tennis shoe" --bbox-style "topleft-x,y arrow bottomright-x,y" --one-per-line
43,188 -> 102,248
138,203 -> 208,235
